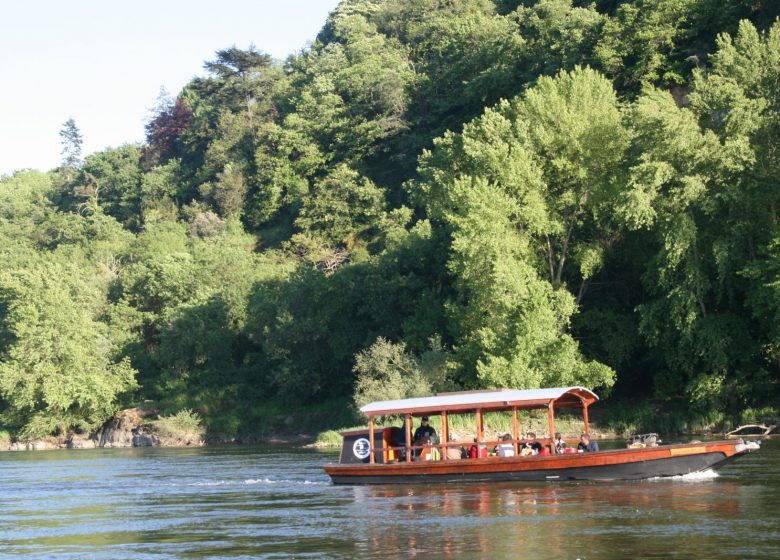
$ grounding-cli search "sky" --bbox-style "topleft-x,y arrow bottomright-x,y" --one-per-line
0,0 -> 341,176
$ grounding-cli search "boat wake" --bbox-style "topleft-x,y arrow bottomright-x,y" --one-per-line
244,478 -> 326,485
187,478 -> 327,487
650,469 -> 720,482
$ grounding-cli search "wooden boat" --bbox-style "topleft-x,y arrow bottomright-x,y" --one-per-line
323,387 -> 759,485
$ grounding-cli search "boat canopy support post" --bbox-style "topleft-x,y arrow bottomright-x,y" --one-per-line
583,402 -> 590,435
368,415 -> 375,464
405,414 -> 412,463
476,409 -> 484,444
512,407 -> 519,455
441,411 -> 448,461
547,401 -> 555,453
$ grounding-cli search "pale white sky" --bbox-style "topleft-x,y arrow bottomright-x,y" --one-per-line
0,0 -> 341,176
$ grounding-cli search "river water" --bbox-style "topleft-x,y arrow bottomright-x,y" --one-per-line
1,438 -> 778,559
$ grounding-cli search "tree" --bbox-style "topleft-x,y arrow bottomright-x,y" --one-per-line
0,260 -> 137,437
595,0 -> 700,91
442,176 -> 614,390
353,337 -> 435,409
513,0 -> 605,83
58,118 -> 84,188
414,66 -> 629,296
60,118 -> 83,169
73,145 -> 144,227
621,20 -> 780,409
410,67 -> 620,391
203,45 -> 277,137
246,121 -> 324,228
284,8 -> 416,180
199,162 -> 248,218
144,92 -> 194,166
518,66 -> 629,291
295,164 -> 387,246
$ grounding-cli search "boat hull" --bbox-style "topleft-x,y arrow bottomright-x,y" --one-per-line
324,441 -> 752,485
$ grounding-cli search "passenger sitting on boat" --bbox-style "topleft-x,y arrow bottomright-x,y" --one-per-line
578,433 -> 600,452
495,434 -> 515,457
412,435 -> 428,461
393,424 -> 407,462
522,432 -> 543,455
413,416 -> 436,441
412,417 -> 436,458
446,434 -> 463,460
413,435 -> 440,461
468,439 -> 488,458
553,432 -> 566,454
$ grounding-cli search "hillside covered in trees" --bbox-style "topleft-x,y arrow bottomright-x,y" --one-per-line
2,0 -> 780,440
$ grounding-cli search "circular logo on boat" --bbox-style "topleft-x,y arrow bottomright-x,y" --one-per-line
353,438 -> 371,459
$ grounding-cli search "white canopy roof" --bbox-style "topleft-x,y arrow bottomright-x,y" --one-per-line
360,386 -> 598,416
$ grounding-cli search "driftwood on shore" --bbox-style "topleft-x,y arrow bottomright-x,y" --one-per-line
726,423 -> 779,437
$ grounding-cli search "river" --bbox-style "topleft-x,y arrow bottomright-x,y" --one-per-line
1,438 -> 778,559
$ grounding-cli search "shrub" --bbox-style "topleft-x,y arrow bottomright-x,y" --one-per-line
153,409 -> 205,439
353,338 -> 431,409
0,429 -> 11,449
313,430 -> 344,448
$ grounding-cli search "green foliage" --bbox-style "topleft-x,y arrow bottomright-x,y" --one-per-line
295,8 -> 415,157
295,164 -> 387,246
140,159 -> 183,224
0,171 -> 56,245
613,20 -> 780,410
0,259 -> 137,438
596,0 -> 698,89
2,2 -> 780,440
353,337 -> 452,409
513,0 -> 605,81
412,66 -> 620,391
72,145 -> 144,228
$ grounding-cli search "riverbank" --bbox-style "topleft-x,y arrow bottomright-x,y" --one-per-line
2,398 -> 776,452
0,405 -> 327,452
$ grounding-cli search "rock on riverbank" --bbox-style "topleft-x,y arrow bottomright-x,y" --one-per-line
0,407 -> 205,452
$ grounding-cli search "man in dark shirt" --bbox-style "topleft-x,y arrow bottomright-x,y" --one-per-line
577,433 -> 600,452
411,416 -> 436,459
413,416 -> 436,441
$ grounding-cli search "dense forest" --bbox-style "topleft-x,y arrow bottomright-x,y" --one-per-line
2,0 -> 780,440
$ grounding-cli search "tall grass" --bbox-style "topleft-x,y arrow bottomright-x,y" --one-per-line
599,400 -> 780,436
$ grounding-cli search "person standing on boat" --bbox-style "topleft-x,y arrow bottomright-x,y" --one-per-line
578,433 -> 600,452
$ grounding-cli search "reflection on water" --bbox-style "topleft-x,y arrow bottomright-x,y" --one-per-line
0,440 -> 778,559
351,475 -> 756,559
